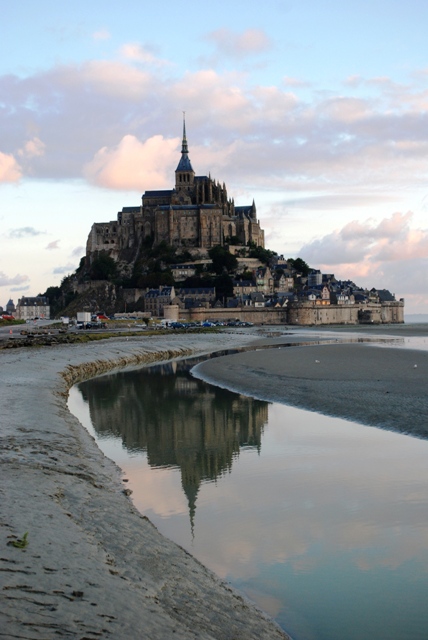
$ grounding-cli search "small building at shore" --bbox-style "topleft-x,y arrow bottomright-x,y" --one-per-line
15,296 -> 50,321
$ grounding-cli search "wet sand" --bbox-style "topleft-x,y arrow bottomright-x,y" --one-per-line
193,335 -> 428,439
1,332 -> 290,640
2,324 -> 427,639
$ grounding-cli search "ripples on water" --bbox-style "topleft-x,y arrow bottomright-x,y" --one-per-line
68,344 -> 428,640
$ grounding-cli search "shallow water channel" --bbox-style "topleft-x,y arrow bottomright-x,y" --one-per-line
69,347 -> 428,640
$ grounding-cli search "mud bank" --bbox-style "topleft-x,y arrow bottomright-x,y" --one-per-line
193,340 -> 428,438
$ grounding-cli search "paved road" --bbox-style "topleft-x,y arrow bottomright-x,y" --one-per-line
0,319 -> 56,340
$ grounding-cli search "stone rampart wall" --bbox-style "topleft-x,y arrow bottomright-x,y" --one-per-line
178,301 -> 404,325
182,307 -> 288,324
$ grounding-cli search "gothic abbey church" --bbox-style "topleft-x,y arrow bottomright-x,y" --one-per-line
86,121 -> 265,264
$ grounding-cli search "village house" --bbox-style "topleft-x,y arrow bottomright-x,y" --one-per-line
308,269 -> 322,287
255,267 -> 274,294
15,296 -> 50,320
250,292 -> 266,307
173,287 -> 216,310
170,264 -> 198,282
143,286 -> 175,317
233,279 -> 257,296
273,272 -> 294,292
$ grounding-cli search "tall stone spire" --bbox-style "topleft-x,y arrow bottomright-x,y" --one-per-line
175,112 -> 194,186
181,111 -> 189,155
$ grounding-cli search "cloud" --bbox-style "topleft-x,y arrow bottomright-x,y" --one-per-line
0,151 -> 21,183
52,263 -> 76,275
71,245 -> 85,257
79,60 -> 153,100
17,137 -> 45,159
84,134 -> 179,190
205,28 -> 273,58
10,285 -> 30,292
0,272 -> 30,287
8,227 -> 45,238
298,212 -> 428,304
300,211 -> 428,265
46,240 -> 60,250
1,57 -> 428,206
279,194 -> 396,211
93,29 -> 110,41
119,43 -> 168,67
283,76 -> 311,88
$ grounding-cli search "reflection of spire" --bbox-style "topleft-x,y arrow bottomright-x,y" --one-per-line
83,360 -> 270,542
181,459 -> 202,539
182,479 -> 199,539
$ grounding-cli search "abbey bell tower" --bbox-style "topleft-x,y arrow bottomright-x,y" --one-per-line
175,114 -> 195,190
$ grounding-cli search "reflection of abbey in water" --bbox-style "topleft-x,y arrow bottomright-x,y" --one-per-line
79,359 -> 268,528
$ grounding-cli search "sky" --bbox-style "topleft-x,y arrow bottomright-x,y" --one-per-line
1,0 -> 428,314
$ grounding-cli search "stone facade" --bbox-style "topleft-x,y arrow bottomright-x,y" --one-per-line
143,286 -> 175,317
86,121 -> 264,265
16,296 -> 50,320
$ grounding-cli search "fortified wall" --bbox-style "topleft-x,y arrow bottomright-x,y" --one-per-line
286,300 -> 404,325
174,300 -> 405,326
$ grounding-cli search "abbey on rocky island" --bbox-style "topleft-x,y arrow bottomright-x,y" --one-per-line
86,119 -> 264,263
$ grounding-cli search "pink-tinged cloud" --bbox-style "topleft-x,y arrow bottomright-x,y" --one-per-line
84,134 -> 180,190
300,212 -> 428,266
0,272 -> 30,287
318,96 -> 372,123
205,28 -> 272,58
173,70 -> 249,119
17,137 -> 45,159
119,43 -> 168,67
2,58 -> 428,193
46,240 -> 60,250
298,212 -> 428,309
0,152 -> 21,183
80,61 -> 152,100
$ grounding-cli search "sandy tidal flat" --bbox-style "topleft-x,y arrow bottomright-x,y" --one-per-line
193,341 -> 428,438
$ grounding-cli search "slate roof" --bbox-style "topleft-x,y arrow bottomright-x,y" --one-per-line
235,205 -> 253,216
144,287 -> 174,299
176,155 -> 194,172
18,296 -> 49,306
122,206 -> 140,213
377,289 -> 396,302
143,190 -> 173,198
